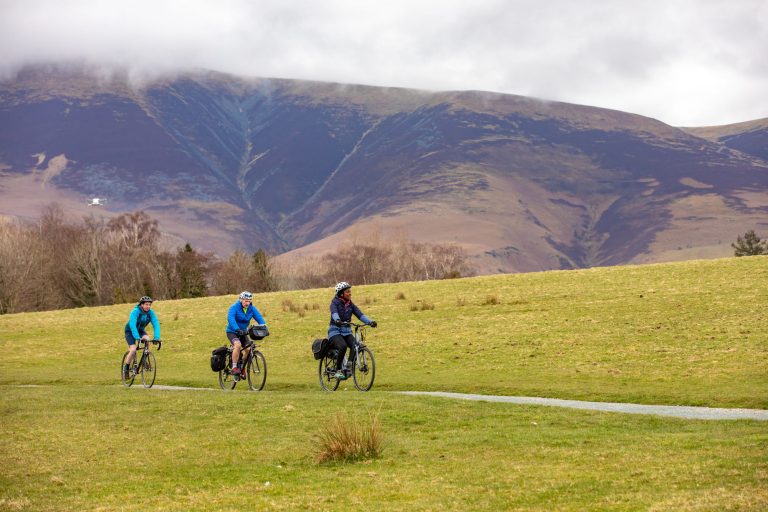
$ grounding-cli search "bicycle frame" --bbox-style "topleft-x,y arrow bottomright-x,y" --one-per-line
125,340 -> 151,375
351,324 -> 368,368
226,340 -> 255,370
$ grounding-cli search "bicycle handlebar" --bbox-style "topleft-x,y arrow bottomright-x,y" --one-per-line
139,339 -> 162,350
337,321 -> 376,329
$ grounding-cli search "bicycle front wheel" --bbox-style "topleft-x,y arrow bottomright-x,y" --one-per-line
318,354 -> 340,392
140,352 -> 157,388
219,354 -> 237,390
121,351 -> 136,387
246,351 -> 267,391
353,347 -> 375,391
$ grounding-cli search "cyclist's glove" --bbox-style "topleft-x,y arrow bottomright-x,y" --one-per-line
235,329 -> 245,336
334,319 -> 344,327
369,321 -> 377,328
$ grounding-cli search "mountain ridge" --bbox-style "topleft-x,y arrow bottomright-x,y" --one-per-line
1,65 -> 766,273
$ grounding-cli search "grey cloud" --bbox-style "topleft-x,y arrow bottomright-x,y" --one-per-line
0,0 -> 765,125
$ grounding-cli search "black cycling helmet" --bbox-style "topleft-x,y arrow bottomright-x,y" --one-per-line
138,296 -> 153,305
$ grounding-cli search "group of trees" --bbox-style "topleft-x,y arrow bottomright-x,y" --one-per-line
272,233 -> 469,290
0,206 -> 219,314
0,207 -> 467,314
3,206 -> 764,315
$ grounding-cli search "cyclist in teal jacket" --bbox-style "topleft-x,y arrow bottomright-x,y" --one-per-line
123,296 -> 161,379
225,291 -> 267,381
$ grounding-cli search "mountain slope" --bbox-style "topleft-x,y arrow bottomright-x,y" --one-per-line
1,65 -> 767,272
682,118 -> 768,161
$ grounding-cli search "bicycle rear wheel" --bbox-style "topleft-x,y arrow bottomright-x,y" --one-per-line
353,347 -> 375,391
219,354 -> 237,390
318,354 -> 341,392
121,351 -> 136,387
246,351 -> 267,391
140,352 -> 157,388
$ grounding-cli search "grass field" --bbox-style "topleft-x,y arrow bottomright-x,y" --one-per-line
1,257 -> 767,510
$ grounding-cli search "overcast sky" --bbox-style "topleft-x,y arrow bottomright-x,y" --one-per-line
1,0 -> 766,126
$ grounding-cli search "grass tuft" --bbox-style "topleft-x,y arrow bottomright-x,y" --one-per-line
315,412 -> 383,464
482,294 -> 499,305
282,299 -> 306,316
410,301 -> 435,311
395,291 -> 406,300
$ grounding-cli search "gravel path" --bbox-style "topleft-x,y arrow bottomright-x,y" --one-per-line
147,385 -> 217,391
133,385 -> 768,421
398,391 -> 768,421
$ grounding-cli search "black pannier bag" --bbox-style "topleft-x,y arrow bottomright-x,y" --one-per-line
312,338 -> 329,360
210,346 -> 228,372
248,324 -> 270,340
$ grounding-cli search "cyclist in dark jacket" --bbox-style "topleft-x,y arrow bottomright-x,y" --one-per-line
123,296 -> 161,379
226,291 -> 267,381
328,282 -> 377,379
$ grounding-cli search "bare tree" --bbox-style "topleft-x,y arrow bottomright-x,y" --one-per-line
0,221 -> 46,313
107,211 -> 159,251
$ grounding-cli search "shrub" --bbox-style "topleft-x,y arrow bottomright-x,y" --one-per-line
732,230 -> 767,256
315,412 -> 383,463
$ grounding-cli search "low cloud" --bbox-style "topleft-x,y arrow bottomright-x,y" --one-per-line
1,0 -> 766,125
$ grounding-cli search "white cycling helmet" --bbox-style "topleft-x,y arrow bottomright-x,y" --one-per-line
334,281 -> 351,296
239,291 -> 253,300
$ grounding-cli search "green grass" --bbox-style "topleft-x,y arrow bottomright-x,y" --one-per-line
1,257 -> 767,510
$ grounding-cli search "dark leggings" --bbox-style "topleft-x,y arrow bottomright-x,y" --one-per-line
330,334 -> 356,369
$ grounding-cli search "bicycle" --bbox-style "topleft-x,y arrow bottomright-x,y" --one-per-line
318,321 -> 376,392
121,339 -> 162,388
219,325 -> 268,391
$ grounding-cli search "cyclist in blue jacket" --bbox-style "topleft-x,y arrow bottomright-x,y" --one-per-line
226,291 -> 267,381
328,282 -> 377,379
123,296 -> 161,380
